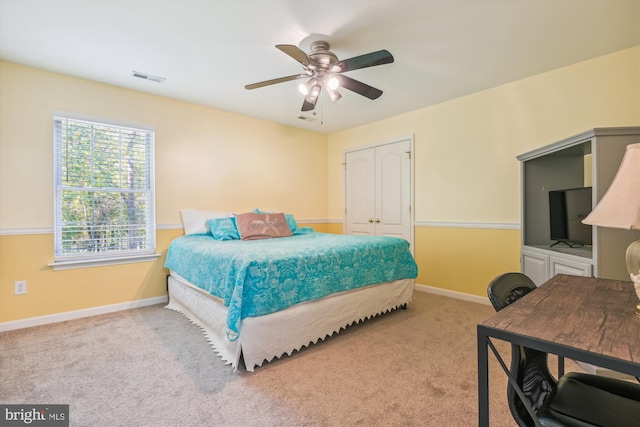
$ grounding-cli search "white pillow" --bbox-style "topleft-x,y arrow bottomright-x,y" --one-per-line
180,209 -> 231,235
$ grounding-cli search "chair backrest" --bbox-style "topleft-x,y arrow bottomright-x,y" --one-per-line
487,273 -> 557,427
487,272 -> 537,312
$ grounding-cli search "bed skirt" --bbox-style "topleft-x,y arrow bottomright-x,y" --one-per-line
166,273 -> 414,371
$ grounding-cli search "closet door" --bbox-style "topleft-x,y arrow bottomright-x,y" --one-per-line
344,138 -> 413,250
375,139 -> 411,241
345,148 -> 375,236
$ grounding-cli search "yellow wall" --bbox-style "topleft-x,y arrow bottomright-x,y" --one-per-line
328,46 -> 640,295
0,61 -> 328,323
0,230 -> 181,320
1,46 -> 639,324
0,61 -> 328,228
415,227 -> 520,295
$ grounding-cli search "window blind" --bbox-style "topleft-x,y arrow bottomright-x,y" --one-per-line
53,116 -> 155,260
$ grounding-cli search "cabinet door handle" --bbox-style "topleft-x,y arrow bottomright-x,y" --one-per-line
375,218 -> 381,223
368,218 -> 374,223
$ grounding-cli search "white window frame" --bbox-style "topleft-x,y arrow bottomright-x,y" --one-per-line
51,113 -> 159,270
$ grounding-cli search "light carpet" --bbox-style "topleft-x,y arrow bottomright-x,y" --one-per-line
0,291 -> 575,426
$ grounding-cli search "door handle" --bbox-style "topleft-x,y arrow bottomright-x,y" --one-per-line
368,218 -> 374,223
375,218 -> 381,223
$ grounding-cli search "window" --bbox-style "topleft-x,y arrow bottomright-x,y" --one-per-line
53,115 -> 157,269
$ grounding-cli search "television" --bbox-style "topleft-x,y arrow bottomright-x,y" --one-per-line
548,187 -> 593,246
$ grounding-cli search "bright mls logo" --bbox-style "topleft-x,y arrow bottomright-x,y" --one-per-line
1,405 -> 68,426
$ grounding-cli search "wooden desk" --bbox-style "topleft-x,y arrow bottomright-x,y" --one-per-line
477,274 -> 640,426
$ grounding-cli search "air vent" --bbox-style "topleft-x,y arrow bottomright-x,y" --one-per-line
132,71 -> 166,83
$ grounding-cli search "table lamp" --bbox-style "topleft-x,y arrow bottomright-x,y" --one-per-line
582,143 -> 640,316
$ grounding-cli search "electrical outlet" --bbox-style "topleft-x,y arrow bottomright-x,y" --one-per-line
14,280 -> 27,295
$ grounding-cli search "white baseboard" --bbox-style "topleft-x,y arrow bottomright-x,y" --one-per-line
0,295 -> 169,332
414,283 -> 491,306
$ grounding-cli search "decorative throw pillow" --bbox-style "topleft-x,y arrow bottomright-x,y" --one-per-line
208,217 -> 240,240
252,208 -> 299,234
284,214 -> 299,234
234,212 -> 293,240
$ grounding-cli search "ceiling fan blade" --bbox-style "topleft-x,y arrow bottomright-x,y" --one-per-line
301,97 -> 317,111
276,44 -> 315,67
336,75 -> 383,100
245,74 -> 306,90
332,50 -> 394,73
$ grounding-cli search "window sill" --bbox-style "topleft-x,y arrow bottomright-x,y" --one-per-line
48,253 -> 162,271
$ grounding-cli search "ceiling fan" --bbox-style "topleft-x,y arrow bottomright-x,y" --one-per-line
245,41 -> 394,112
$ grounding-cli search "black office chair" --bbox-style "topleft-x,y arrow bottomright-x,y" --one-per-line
487,272 -> 640,427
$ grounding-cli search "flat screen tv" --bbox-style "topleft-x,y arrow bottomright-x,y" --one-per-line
548,187 -> 593,246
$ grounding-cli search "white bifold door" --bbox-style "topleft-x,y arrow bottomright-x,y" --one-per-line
344,138 -> 413,251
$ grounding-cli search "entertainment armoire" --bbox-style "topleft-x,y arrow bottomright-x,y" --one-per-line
517,127 -> 640,286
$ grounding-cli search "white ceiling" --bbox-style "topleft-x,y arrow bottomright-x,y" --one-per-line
1,0 -> 638,134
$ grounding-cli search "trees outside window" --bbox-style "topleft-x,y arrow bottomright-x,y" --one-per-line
53,116 -> 155,262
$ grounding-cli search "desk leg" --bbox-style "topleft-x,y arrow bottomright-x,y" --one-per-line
477,326 -> 490,427
558,355 -> 564,378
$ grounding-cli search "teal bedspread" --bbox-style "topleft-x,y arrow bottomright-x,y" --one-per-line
165,232 -> 418,340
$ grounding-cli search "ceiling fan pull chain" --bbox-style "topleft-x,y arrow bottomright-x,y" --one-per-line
320,91 -> 324,125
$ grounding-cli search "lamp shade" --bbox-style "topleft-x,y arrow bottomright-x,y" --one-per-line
582,143 -> 640,230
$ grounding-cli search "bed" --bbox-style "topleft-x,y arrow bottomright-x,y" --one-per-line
164,209 -> 418,371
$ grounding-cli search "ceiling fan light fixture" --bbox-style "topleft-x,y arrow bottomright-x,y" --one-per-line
305,83 -> 321,103
245,41 -> 394,113
299,77 -> 320,96
327,76 -> 339,90
325,85 -> 342,103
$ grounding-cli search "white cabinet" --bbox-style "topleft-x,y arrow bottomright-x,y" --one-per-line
550,256 -> 592,278
344,138 -> 413,250
522,248 -> 593,286
521,249 -> 549,286
518,127 -> 640,283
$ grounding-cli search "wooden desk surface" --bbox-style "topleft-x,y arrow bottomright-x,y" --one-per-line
480,274 -> 640,368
